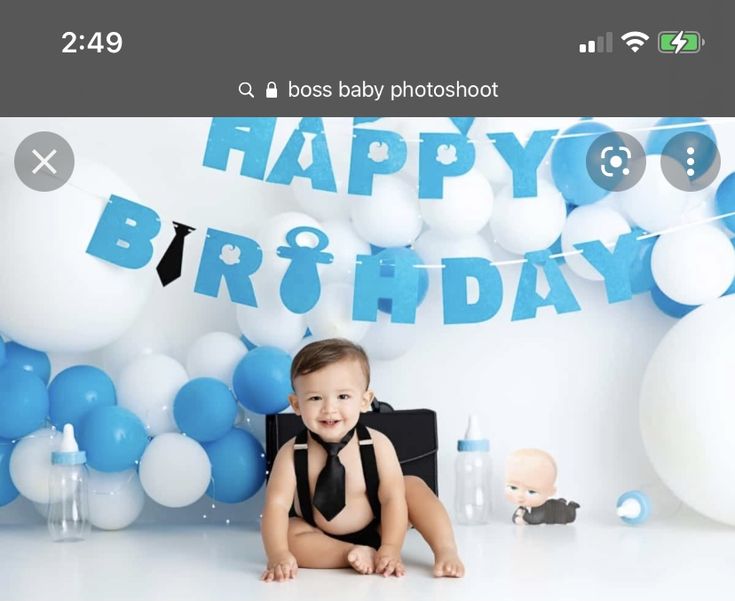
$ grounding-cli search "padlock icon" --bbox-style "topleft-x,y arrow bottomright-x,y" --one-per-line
265,82 -> 278,99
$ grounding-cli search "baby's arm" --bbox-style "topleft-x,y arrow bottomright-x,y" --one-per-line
371,429 -> 408,577
260,441 -> 298,582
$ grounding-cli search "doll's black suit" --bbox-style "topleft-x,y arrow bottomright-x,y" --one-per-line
514,498 -> 580,525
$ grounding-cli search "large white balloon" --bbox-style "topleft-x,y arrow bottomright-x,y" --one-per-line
350,177 -> 422,247
359,311 -> 418,361
138,433 -> 211,508
420,169 -> 494,238
88,467 -> 145,530
640,295 -> 735,525
561,205 -> 631,281
651,225 -> 735,305
319,219 -> 371,285
235,282 -> 307,352
186,332 -> 247,383
617,155 -> 708,233
0,158 -> 156,353
305,283 -> 371,342
117,354 -> 188,436
490,181 -> 567,255
9,428 -> 61,504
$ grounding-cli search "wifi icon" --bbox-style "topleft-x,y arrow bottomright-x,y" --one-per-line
621,31 -> 650,53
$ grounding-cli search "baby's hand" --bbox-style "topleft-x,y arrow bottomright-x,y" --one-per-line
375,544 -> 405,577
262,551 -> 298,582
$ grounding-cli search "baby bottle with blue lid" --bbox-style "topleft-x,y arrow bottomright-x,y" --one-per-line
455,414 -> 492,525
616,484 -> 681,526
48,423 -> 90,542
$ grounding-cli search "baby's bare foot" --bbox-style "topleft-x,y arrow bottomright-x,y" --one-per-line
433,547 -> 465,578
347,545 -> 376,575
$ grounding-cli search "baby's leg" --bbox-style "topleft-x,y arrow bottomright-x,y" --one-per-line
404,476 -> 465,578
287,517 -> 376,574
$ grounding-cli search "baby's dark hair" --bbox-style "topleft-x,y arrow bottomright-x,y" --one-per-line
290,338 -> 370,389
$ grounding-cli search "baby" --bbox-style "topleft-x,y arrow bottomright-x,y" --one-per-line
261,338 -> 464,582
504,448 -> 579,525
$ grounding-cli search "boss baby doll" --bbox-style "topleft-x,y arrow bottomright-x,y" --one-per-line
261,338 -> 464,582
504,448 -> 580,525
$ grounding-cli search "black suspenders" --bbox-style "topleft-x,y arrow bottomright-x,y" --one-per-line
293,424 -> 381,525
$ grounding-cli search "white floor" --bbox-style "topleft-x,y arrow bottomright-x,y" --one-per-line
2,510 -> 733,601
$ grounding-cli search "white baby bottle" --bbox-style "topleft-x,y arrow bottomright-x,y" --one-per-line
48,424 -> 91,542
455,414 -> 492,525
616,484 -> 682,526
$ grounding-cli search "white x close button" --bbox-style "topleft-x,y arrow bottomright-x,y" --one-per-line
15,132 -> 75,192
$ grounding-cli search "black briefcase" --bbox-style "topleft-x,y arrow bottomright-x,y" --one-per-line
265,399 -> 438,494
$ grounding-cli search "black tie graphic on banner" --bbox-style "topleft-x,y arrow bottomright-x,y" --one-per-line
156,222 -> 196,286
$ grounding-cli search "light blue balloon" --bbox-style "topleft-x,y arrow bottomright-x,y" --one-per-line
650,285 -> 698,319
78,405 -> 148,472
233,347 -> 292,414
646,117 -> 716,154
551,121 -> 613,206
4,342 -> 51,385
0,365 -> 49,439
375,247 -> 429,314
174,378 -> 237,442
203,428 -> 266,503
715,173 -> 735,234
0,439 -> 19,507
48,365 -> 116,431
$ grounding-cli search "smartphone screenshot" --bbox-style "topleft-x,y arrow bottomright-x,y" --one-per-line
0,1 -> 732,599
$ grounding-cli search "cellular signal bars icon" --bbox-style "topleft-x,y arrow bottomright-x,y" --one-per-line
579,32 -> 613,53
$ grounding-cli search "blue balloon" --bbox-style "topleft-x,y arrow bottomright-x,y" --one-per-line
715,173 -> 735,234
0,439 -> 19,507
0,365 -> 49,439
375,247 -> 429,314
646,117 -> 716,155
650,285 -> 698,318
630,229 -> 657,295
4,342 -> 51,384
174,378 -> 237,442
0,339 -> 5,367
551,121 -> 613,206
233,346 -> 292,414
203,428 -> 266,503
78,405 -> 148,472
48,365 -> 116,431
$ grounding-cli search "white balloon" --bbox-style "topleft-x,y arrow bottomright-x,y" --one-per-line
617,155 -> 707,233
640,295 -> 735,525
359,311 -> 418,361
9,428 -> 61,504
651,225 -> 735,305
561,205 -> 631,281
138,433 -> 211,508
117,354 -> 188,436
420,169 -> 494,238
319,219 -> 371,285
490,181 -> 567,255
0,158 -> 156,353
236,281 -> 307,352
186,332 -> 247,384
99,312 -> 173,380
88,468 -> 145,530
305,283 -> 371,342
350,177 -> 422,247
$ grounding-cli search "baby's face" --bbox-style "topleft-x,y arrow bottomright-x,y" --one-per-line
290,358 -> 372,442
504,454 -> 556,508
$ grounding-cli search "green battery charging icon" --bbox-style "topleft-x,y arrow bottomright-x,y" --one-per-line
658,31 -> 703,54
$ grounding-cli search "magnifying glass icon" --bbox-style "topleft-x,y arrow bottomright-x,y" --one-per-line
238,82 -> 254,98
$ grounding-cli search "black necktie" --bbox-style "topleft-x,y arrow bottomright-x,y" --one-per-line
310,428 -> 356,521
156,222 -> 196,286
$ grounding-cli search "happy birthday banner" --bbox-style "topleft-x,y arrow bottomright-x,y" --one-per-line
84,117 -> 712,325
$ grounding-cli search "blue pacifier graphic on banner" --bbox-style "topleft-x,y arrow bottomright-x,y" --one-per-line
277,226 -> 333,314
